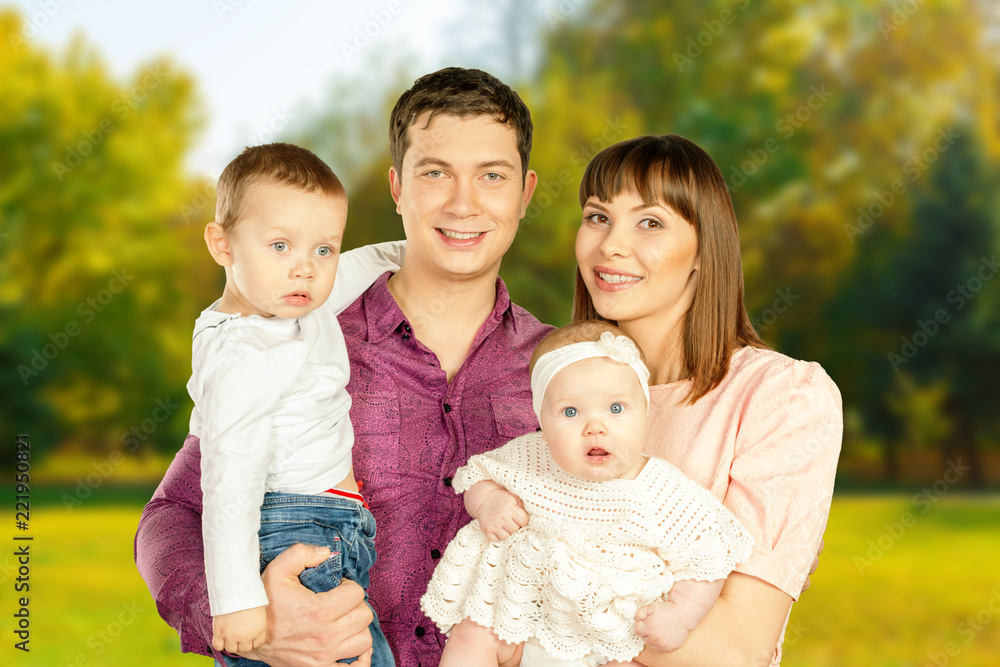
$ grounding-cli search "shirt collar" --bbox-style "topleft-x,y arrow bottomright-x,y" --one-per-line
362,271 -> 515,344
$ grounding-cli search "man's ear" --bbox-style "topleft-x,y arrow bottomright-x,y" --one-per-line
388,167 -> 402,213
519,169 -> 539,218
204,222 -> 233,267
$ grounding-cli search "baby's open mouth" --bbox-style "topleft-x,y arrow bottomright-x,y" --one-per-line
587,448 -> 609,457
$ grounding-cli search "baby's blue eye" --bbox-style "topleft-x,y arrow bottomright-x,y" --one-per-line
610,403 -> 623,414
562,407 -> 578,418
316,246 -> 332,257
271,242 -> 288,252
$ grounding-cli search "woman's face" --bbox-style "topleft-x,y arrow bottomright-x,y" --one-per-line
575,190 -> 700,329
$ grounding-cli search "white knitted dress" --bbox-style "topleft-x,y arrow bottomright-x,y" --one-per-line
420,432 -> 754,663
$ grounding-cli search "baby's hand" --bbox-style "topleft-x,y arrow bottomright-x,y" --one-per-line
212,606 -> 267,655
634,601 -> 691,653
475,487 -> 528,542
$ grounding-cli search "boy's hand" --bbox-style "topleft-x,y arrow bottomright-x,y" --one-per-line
469,484 -> 528,542
212,606 -> 267,654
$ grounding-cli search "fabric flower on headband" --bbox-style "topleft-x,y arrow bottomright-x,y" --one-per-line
599,331 -> 641,365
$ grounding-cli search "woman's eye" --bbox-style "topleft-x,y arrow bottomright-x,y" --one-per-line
585,213 -> 609,225
316,246 -> 332,257
271,242 -> 288,252
639,218 -> 662,229
562,407 -> 578,418
609,402 -> 623,414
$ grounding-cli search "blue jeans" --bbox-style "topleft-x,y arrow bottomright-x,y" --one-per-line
218,491 -> 394,667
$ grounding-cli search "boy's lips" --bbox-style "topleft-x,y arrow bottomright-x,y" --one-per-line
283,291 -> 311,306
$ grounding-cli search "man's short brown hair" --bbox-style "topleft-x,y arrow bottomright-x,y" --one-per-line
388,67 -> 533,183
215,143 -> 346,232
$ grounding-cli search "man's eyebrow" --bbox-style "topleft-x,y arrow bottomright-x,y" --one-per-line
478,159 -> 516,171
410,157 -> 452,170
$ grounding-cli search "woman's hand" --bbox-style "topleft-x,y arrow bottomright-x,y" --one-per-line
236,543 -> 374,667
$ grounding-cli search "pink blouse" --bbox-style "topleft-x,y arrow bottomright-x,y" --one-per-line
643,345 -> 842,665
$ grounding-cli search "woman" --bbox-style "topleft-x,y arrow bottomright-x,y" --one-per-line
573,135 -> 842,666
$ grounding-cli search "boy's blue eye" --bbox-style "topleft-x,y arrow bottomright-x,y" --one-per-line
610,402 -> 623,414
271,242 -> 288,252
562,407 -> 578,418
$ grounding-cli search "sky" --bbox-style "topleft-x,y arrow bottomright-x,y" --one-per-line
6,0 -> 550,177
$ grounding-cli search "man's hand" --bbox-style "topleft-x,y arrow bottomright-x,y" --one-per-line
236,543 -> 374,667
800,538 -> 824,594
465,481 -> 528,542
213,606 -> 267,655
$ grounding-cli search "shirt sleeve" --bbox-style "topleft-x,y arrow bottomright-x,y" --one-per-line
134,434 -> 227,663
325,240 -> 406,314
724,359 -> 843,600
196,341 -> 294,616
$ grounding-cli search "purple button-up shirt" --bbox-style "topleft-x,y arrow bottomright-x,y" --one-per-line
134,272 -> 552,667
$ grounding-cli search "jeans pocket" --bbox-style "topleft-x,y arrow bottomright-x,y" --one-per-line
298,546 -> 344,592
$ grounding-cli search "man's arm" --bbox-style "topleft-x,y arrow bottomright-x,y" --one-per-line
134,434 -> 374,666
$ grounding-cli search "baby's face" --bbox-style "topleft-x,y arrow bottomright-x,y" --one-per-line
224,181 -> 347,319
539,357 -> 648,482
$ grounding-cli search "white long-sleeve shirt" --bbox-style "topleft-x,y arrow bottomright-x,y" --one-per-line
188,241 -> 404,616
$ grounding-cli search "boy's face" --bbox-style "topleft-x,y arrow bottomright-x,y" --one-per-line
539,357 -> 648,482
215,180 -> 347,319
388,112 -> 537,282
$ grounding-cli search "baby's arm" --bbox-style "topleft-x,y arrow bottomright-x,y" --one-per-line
463,480 -> 528,542
212,606 -> 267,655
634,578 -> 724,653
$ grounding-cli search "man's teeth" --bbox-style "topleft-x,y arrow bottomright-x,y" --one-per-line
441,230 -> 484,240
599,272 -> 641,284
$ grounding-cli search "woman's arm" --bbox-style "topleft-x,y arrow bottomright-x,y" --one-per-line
636,573 -> 791,666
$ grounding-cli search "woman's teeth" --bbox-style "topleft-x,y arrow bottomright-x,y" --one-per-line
599,272 -> 641,284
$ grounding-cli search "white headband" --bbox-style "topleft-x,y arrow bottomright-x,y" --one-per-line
530,331 -> 651,423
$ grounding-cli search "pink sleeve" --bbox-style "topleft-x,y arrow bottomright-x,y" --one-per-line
723,359 -> 842,600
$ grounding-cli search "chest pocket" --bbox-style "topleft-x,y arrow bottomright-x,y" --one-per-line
489,393 -> 538,440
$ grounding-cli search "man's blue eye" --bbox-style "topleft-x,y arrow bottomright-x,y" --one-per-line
610,403 -> 623,414
562,407 -> 578,418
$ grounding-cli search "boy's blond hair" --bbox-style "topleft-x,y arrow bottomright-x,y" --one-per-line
528,320 -> 646,375
215,143 -> 346,232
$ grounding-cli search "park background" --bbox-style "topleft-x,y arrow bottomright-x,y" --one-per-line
2,0 -> 1000,665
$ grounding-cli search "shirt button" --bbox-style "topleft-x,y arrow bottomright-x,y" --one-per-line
404,324 -> 411,332
402,333 -> 410,341
443,477 -> 453,487
414,626 -> 426,638
431,549 -> 442,560
443,403 -> 451,413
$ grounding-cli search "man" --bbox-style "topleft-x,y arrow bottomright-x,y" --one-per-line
135,67 -> 551,667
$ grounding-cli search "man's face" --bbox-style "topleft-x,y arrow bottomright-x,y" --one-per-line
389,112 -> 537,282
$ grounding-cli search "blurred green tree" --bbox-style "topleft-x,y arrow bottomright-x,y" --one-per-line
0,10 -> 216,463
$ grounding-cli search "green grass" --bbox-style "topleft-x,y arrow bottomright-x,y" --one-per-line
2,495 -> 997,666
